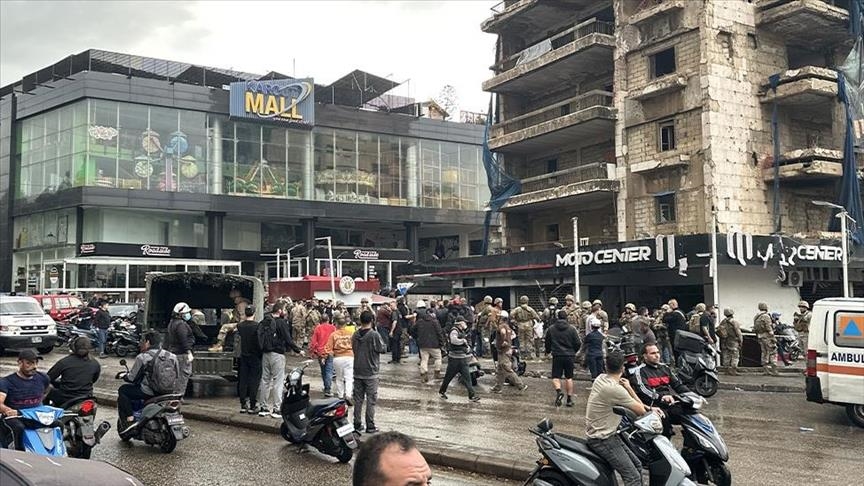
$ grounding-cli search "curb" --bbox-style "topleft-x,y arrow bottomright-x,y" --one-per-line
92,389 -> 532,481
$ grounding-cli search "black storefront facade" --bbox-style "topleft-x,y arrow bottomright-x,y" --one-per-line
1,50 -> 489,297
406,232 -> 862,319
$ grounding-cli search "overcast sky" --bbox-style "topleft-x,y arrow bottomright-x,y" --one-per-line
0,0 -> 497,113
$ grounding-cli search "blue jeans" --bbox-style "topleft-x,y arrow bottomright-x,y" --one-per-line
96,328 -> 108,355
319,356 -> 334,393
472,329 -> 484,357
408,338 -> 419,355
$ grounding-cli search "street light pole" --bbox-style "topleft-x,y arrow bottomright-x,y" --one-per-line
572,217 -> 581,303
315,236 -> 336,301
812,200 -> 855,298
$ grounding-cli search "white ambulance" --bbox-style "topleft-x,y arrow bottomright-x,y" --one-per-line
805,297 -> 864,428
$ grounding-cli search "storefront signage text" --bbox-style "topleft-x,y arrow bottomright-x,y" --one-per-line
556,246 -> 652,267
339,276 -> 356,295
726,232 -> 842,268
353,249 -> 379,260
79,244 -> 95,255
141,245 -> 171,257
229,79 -> 315,126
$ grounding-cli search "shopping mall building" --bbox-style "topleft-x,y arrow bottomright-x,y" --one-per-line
0,49 -> 489,300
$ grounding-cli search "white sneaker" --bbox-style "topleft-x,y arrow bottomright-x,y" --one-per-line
258,408 -> 269,417
270,411 -> 281,419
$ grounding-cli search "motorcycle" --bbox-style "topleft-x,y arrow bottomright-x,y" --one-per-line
673,331 -> 719,397
115,359 -> 190,453
3,405 -> 67,456
524,412 -> 696,486
278,361 -> 359,463
108,328 -> 140,358
666,392 -> 731,486
773,318 -> 802,364
55,396 -> 111,459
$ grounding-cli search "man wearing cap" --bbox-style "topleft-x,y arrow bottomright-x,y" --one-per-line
512,296 -> 541,360
793,301 -> 812,351
0,350 -> 51,450
753,303 -> 779,376
411,300 -> 446,383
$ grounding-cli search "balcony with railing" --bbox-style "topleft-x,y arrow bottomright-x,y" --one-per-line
762,148 -> 844,182
488,90 -> 615,153
759,66 -> 838,106
756,0 -> 850,48
483,19 -> 615,94
481,0 -> 606,34
502,161 -> 618,210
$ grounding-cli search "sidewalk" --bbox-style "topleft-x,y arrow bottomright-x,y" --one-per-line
0,351 -> 807,481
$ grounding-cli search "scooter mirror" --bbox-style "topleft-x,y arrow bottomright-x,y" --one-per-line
119,359 -> 127,366
536,418 -> 553,432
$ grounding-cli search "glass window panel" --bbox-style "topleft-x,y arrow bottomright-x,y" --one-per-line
236,134 -> 260,196
206,115 -> 230,195
262,126 -> 287,197
286,130 -> 308,199
77,264 -> 127,288
28,162 -> 45,196
460,145 -> 481,210
148,106 -> 179,192
118,103 -> 150,191
44,110 -> 59,136
57,155 -> 74,191
178,109 -> 207,194
441,142 -> 459,209
420,140 -> 440,208
379,135 -> 401,205
72,101 -> 88,128
313,129 -> 334,201
333,130 -> 356,201
58,105 -> 74,132
222,138 -> 239,194
57,130 -> 73,157
31,117 -> 45,140
235,122 -> 259,142
357,132 -> 378,203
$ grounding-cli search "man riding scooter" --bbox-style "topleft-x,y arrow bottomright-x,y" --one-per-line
117,332 -> 162,434
630,343 -> 691,436
0,350 -> 51,450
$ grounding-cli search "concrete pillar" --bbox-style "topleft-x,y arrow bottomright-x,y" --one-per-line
405,141 -> 418,207
405,222 -> 419,261
210,117 -> 223,194
206,212 -> 225,259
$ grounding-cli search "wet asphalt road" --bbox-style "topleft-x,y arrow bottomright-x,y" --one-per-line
3,351 -> 862,485
90,405 -> 513,486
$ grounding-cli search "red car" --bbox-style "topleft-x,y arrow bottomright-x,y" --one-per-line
32,294 -> 84,322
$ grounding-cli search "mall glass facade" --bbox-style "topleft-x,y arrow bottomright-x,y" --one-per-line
15,99 -> 489,210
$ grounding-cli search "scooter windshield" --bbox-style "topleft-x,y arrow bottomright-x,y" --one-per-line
18,405 -> 67,457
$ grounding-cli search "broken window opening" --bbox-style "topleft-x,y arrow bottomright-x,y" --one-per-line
650,48 -> 676,78
546,224 -> 560,242
658,120 -> 676,152
656,193 -> 676,223
546,159 -> 558,174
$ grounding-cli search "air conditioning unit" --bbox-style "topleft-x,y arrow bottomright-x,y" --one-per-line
785,270 -> 804,287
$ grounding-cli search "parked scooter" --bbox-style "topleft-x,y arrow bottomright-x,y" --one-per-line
115,359 -> 190,453
278,361 -> 359,463
673,331 -> 720,397
524,412 -> 696,486
55,396 -> 111,459
108,328 -> 140,358
3,405 -> 67,456
772,314 -> 802,364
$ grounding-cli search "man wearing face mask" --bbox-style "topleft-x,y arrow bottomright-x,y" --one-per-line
166,302 -> 196,397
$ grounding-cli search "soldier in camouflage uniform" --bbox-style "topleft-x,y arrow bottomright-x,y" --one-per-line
300,302 -> 321,348
563,295 -> 581,331
511,295 -> 541,360
573,300 -> 592,365
652,304 -> 673,364
753,302 -> 779,376
793,300 -> 812,352
717,308 -> 743,375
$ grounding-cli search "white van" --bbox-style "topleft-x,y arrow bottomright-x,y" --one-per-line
0,294 -> 58,354
805,297 -> 864,428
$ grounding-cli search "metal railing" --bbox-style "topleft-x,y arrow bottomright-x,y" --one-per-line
519,162 -> 611,193
493,18 -> 615,72
490,90 -> 614,138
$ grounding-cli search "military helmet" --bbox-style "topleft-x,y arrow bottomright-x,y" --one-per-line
798,301 -> 809,309
548,297 -> 559,305
484,295 -> 493,304
695,303 -> 706,312
565,294 -> 574,302
758,302 -> 768,311
519,295 -> 529,304
625,303 -> 636,312
493,297 -> 503,305
581,301 -> 592,309
592,299 -> 603,307
723,308 -> 734,317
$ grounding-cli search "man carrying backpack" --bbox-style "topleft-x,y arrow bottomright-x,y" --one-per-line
166,302 -> 196,397
257,302 -> 303,418
118,332 -> 179,434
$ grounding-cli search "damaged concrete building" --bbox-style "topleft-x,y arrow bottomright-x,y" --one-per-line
408,0 -> 863,317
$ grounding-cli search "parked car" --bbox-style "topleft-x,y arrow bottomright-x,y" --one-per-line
0,294 -> 57,354
32,294 -> 84,322
0,448 -> 144,486
107,302 -> 141,322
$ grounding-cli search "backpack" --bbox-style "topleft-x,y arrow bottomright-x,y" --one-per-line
716,318 -> 730,339
258,317 -> 279,352
688,313 -> 702,334
147,348 -> 181,395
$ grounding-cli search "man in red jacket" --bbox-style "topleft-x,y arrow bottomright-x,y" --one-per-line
309,313 -> 337,397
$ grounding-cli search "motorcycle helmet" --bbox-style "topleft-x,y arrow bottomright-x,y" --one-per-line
173,302 -> 191,319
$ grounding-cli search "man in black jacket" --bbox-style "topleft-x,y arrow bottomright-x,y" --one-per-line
46,337 -> 101,406
410,301 -> 445,383
663,299 -> 687,361
236,307 -> 262,413
629,343 -> 691,436
257,302 -> 303,418
166,302 -> 195,397
545,310 -> 582,407
93,300 -> 111,358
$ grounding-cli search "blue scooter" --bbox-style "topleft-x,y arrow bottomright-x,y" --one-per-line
3,405 -> 67,456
